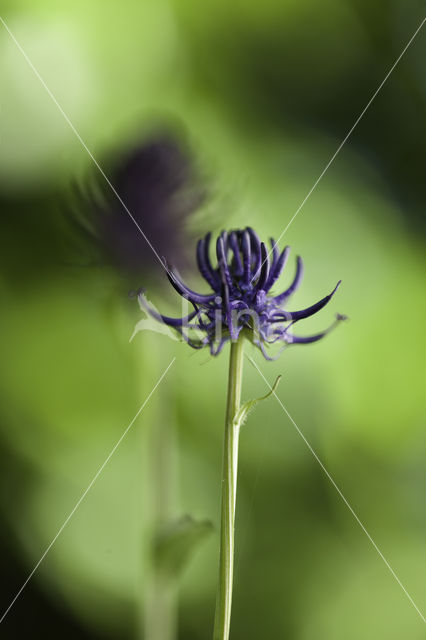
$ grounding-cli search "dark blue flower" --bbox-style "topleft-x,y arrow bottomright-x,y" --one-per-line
139,228 -> 346,359
72,132 -> 205,276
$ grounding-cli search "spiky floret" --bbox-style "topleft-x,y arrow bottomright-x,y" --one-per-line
139,228 -> 346,359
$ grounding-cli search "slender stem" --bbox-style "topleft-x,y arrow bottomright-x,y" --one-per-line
213,339 -> 244,640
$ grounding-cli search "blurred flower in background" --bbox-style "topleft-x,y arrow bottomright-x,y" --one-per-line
71,131 -> 206,278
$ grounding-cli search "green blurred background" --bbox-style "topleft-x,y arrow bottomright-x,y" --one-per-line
0,0 -> 425,638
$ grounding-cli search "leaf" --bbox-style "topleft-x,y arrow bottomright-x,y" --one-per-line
234,374 -> 282,429
153,514 -> 213,578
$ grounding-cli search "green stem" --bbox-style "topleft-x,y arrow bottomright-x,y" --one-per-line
213,339 -> 244,640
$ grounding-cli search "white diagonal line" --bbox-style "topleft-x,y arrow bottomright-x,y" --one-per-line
248,355 -> 426,625
258,16 -> 426,275
0,15 -> 167,274
0,357 -> 176,624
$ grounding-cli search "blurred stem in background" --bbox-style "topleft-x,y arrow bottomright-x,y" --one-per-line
144,406 -> 178,640
139,339 -> 213,640
141,342 -> 178,640
213,339 -> 244,640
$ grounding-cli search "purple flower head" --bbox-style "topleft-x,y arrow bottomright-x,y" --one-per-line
139,228 -> 346,359
73,132 -> 205,276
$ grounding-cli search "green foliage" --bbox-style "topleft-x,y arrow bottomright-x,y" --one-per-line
153,515 -> 213,579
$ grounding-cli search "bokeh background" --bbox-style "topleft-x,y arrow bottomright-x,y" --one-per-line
1,1 -> 425,638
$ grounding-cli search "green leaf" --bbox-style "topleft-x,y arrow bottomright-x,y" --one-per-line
153,514 -> 213,578
234,375 -> 282,429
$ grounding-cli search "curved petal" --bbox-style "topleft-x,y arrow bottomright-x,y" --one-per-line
282,281 -> 341,321
260,340 -> 288,361
242,229 -> 252,285
269,237 -> 278,271
197,235 -> 218,289
138,293 -> 199,327
272,256 -> 304,303
210,336 -> 230,356
177,328 -> 206,349
166,266 -> 216,304
265,246 -> 290,292
228,231 -> 243,276
248,227 -> 261,279
216,235 -> 233,289
204,232 -> 221,287
285,313 -> 347,344
256,242 -> 270,291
